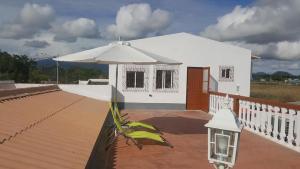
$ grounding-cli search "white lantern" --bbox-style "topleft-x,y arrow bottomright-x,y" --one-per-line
205,95 -> 243,169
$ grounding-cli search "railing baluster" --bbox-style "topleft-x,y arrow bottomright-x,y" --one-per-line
251,102 -> 256,131
296,111 -> 300,151
242,101 -> 247,125
267,105 -> 273,138
246,101 -> 251,127
213,95 -> 216,113
215,95 -> 217,112
255,103 -> 261,133
217,95 -> 220,112
261,104 -> 267,135
238,100 -> 243,122
242,100 -> 246,125
230,98 -> 234,111
212,94 -> 215,113
280,108 -> 287,143
273,107 -> 280,141
287,109 -> 296,146
209,95 -> 213,113
250,102 -> 256,130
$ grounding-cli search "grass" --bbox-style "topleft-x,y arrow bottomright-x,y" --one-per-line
250,82 -> 300,103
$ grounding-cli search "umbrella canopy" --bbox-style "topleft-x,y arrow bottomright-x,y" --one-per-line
53,41 -> 180,65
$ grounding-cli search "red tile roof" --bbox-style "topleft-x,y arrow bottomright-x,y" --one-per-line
0,91 -> 109,169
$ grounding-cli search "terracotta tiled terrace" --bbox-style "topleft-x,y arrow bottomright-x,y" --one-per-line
109,109 -> 300,169
0,89 -> 300,169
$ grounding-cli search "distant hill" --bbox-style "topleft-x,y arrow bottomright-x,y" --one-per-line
252,71 -> 298,81
37,58 -> 108,74
272,71 -> 295,78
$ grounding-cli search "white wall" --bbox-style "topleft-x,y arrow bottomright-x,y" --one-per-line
109,33 -> 251,105
109,64 -> 186,104
58,84 -> 112,101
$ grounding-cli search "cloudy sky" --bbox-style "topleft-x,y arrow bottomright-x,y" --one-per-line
0,0 -> 300,74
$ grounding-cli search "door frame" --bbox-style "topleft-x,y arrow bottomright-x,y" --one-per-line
185,67 -> 210,110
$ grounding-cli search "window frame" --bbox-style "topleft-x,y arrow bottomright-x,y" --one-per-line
126,71 -> 144,89
153,65 -> 179,93
219,66 -> 234,82
122,64 -> 149,92
156,69 -> 175,90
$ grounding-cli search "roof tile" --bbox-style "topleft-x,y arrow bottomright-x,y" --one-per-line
0,91 -> 109,169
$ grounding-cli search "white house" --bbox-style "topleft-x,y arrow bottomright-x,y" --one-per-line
109,32 -> 252,111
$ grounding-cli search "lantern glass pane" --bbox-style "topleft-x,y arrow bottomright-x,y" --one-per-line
211,128 -> 216,142
215,134 -> 229,156
224,130 -> 235,146
215,129 -> 222,134
210,143 -> 217,159
228,147 -> 234,162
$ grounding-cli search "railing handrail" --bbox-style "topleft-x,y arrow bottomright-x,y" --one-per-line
209,91 -> 300,111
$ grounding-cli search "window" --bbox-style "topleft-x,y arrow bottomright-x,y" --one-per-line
126,71 -> 144,88
122,65 -> 149,92
219,66 -> 234,81
156,70 -> 175,89
153,65 -> 179,92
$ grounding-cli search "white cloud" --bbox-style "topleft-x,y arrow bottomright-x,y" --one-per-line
0,3 -> 55,39
201,0 -> 300,60
105,3 -> 171,39
201,0 -> 300,44
0,3 -> 100,43
232,40 -> 300,60
24,40 -> 50,48
53,18 -> 100,42
287,63 -> 300,70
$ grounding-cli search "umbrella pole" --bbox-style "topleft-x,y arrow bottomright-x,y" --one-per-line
114,64 -> 118,105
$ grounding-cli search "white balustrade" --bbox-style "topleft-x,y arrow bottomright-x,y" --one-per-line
209,94 -> 233,115
209,93 -> 300,153
238,101 -> 300,153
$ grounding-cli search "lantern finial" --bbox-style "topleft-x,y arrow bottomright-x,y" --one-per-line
222,94 -> 231,109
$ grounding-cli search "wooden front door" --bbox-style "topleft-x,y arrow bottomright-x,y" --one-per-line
186,67 -> 210,111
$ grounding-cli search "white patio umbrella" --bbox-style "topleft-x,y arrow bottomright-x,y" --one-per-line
54,41 -> 181,102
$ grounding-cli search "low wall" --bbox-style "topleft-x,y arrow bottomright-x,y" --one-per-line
0,85 -> 60,99
58,84 -> 112,101
14,83 -> 53,88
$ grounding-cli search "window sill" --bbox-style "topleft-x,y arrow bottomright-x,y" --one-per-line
153,88 -> 179,93
123,87 -> 148,92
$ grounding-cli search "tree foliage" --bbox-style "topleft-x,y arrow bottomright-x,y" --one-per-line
0,51 -> 36,82
0,51 -> 106,83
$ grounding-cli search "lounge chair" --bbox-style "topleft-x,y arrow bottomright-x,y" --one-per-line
106,103 -> 172,150
112,102 -> 161,132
